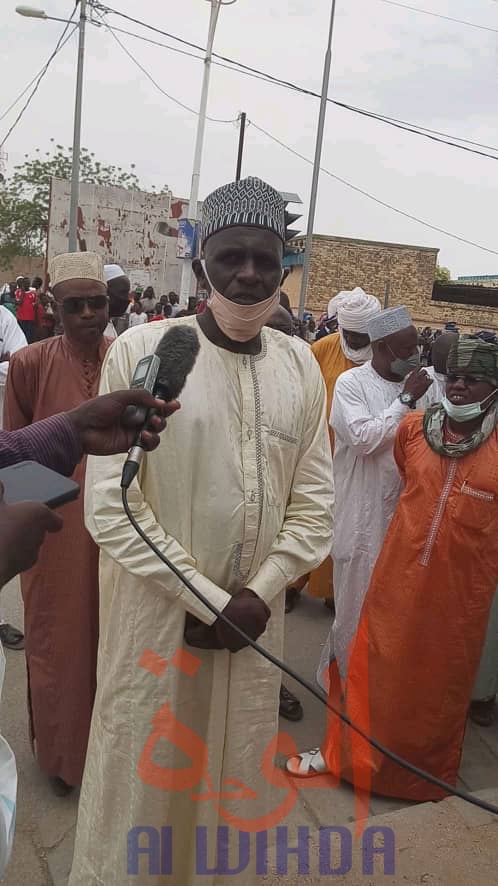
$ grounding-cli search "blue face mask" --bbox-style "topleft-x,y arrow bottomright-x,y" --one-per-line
442,389 -> 498,422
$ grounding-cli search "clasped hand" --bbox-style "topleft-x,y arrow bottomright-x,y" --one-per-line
184,588 -> 271,653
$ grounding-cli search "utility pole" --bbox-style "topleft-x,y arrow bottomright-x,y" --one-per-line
298,0 -> 337,320
179,1 -> 236,305
384,278 -> 391,309
68,0 -> 86,253
235,112 -> 246,181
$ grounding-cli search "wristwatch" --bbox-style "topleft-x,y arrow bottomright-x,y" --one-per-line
399,392 -> 416,409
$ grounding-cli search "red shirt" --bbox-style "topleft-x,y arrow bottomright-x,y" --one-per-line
15,289 -> 37,322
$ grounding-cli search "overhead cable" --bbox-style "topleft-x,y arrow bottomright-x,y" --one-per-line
1,4 -> 79,149
88,3 -> 498,160
98,17 -> 236,123
380,0 -> 498,35
248,119 -> 498,256
0,27 -> 77,124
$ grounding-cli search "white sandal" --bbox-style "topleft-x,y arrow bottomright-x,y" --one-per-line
286,747 -> 329,778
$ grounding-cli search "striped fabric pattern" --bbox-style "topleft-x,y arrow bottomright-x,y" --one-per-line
0,415 -> 82,476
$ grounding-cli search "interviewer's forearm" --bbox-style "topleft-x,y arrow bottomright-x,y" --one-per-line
0,414 -> 83,476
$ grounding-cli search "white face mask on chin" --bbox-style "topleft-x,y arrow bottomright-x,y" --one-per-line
339,328 -> 372,364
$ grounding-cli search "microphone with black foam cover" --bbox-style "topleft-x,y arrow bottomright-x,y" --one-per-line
121,325 -> 200,489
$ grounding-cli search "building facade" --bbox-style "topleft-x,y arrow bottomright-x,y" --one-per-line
284,234 -> 498,331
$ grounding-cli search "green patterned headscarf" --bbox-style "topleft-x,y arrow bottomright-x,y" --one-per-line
447,335 -> 498,385
423,336 -> 498,457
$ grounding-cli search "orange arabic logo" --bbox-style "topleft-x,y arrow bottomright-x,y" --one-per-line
136,626 -> 372,837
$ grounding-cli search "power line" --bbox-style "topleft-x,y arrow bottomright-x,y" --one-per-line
1,5 -> 79,149
333,100 -> 498,162
97,17 -> 236,124
248,119 -> 498,256
89,7 -> 498,256
339,106 -> 498,154
89,17 -> 206,64
88,4 -> 498,160
380,0 -> 498,35
0,27 -> 78,124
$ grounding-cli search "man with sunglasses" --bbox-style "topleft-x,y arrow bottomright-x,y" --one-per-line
322,336 -> 498,801
3,252 -> 112,797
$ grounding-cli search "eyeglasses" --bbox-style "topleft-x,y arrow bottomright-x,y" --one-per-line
61,295 -> 109,315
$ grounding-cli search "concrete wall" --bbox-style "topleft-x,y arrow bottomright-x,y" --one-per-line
286,234 -> 498,332
0,256 -> 45,287
47,179 -> 190,295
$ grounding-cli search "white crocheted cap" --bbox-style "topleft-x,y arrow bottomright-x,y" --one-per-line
367,305 -> 413,342
103,263 -> 126,282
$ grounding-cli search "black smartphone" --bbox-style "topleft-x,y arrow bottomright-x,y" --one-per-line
0,461 -> 80,509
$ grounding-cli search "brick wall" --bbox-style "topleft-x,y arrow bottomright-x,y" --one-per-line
286,235 -> 498,332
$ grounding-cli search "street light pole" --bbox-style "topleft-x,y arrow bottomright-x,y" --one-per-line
16,3 -> 88,253
298,0 -> 337,320
179,0 -> 235,305
68,0 -> 86,253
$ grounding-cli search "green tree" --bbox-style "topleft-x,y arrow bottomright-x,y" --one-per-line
0,142 -> 141,268
435,264 -> 451,283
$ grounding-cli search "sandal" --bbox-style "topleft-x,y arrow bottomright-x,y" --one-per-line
279,685 -> 303,721
0,623 -> 24,650
286,747 -> 329,777
470,697 -> 496,727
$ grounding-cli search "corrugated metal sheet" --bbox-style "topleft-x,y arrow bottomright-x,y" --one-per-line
47,178 -> 189,294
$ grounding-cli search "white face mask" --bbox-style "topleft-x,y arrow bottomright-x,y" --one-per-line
442,389 -> 498,423
339,328 -> 372,364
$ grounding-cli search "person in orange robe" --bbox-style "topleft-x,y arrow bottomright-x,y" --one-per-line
323,336 -> 498,801
4,252 -> 112,797
286,288 -> 381,609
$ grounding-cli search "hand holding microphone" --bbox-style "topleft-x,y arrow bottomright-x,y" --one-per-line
68,389 -> 180,457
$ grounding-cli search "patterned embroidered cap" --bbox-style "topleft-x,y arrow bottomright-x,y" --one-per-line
201,177 -> 285,246
50,252 -> 105,288
447,335 -> 498,384
367,305 -> 412,342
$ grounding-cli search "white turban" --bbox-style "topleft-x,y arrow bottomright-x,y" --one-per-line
327,294 -> 342,320
336,286 -> 381,333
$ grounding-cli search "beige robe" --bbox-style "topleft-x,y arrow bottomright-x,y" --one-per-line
69,316 -> 334,886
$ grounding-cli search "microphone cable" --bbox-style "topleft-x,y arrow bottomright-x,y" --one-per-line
122,487 -> 498,817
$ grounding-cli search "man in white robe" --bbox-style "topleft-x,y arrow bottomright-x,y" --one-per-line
104,264 -> 131,339
288,305 -> 436,777
69,177 -> 334,885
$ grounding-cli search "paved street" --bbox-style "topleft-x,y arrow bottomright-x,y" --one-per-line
1,579 -> 497,884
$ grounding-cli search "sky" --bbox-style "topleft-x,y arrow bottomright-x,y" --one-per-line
1,0 -> 498,278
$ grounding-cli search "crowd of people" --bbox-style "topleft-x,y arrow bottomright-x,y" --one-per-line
0,175 -> 496,884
